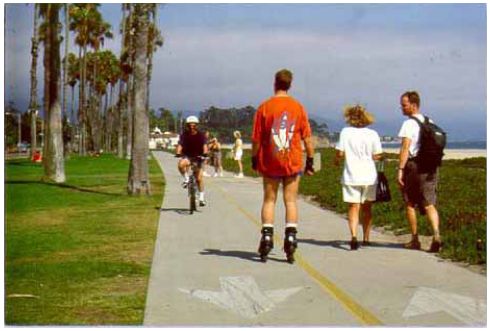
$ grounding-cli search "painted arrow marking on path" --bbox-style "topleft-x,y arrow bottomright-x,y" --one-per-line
179,276 -> 302,319
403,287 -> 486,326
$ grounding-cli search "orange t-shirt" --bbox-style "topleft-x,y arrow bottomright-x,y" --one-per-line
252,95 -> 312,177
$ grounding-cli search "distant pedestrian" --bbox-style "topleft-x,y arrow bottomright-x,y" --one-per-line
335,105 -> 383,250
209,137 -> 223,177
233,131 -> 244,178
397,91 -> 442,252
203,131 -> 211,177
252,68 -> 315,263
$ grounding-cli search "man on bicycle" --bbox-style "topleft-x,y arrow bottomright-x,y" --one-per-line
175,116 -> 208,206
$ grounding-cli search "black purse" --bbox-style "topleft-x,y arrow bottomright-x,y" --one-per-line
376,161 -> 391,203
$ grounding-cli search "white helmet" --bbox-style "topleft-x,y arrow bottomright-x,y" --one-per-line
186,115 -> 199,124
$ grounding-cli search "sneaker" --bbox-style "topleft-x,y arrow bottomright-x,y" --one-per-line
213,173 -> 218,177
428,239 -> 442,253
199,200 -> 206,207
219,172 -> 223,177
235,173 -> 244,178
181,178 -> 189,188
404,238 -> 421,250
203,172 -> 211,177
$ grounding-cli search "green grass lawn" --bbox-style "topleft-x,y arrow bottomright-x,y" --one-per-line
5,154 -> 164,325
222,148 -> 486,265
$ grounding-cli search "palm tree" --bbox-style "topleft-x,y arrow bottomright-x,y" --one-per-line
124,5 -> 134,160
28,3 -> 40,159
39,4 -> 65,183
146,5 -> 163,112
69,4 -> 94,155
127,4 -> 153,195
117,4 -> 128,158
62,4 -> 72,156
105,52 -> 121,152
67,52 -> 79,152
62,4 -> 69,121
66,53 -> 79,123
87,21 -> 112,153
69,4 -> 111,155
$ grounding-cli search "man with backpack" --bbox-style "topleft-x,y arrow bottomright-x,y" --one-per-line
397,91 -> 446,253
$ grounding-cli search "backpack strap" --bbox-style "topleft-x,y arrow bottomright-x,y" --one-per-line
409,115 -> 425,126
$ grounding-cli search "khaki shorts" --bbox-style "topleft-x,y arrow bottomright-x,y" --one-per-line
342,184 -> 376,203
402,160 -> 438,207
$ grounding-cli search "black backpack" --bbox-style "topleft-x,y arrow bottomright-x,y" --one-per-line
410,115 -> 446,173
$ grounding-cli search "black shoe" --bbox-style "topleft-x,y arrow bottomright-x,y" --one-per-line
362,240 -> 371,246
404,236 -> 421,250
199,200 -> 206,207
350,237 -> 359,250
428,239 -> 442,253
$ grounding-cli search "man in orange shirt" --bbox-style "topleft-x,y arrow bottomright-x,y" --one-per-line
252,69 -> 315,263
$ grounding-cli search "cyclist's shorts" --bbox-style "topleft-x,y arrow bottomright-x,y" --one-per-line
181,156 -> 204,168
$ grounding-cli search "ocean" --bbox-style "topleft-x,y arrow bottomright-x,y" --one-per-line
381,141 -> 486,150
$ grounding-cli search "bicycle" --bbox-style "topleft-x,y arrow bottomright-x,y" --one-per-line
176,155 -> 205,214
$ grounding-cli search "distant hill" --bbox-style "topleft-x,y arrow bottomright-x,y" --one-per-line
309,114 -> 344,133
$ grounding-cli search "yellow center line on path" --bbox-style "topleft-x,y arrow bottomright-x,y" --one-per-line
210,181 -> 384,326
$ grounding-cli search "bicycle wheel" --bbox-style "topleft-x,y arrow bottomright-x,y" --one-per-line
189,177 -> 196,214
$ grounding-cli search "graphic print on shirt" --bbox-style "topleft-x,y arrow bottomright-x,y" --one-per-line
271,111 -> 296,157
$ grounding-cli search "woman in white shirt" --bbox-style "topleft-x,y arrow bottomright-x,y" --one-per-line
233,131 -> 244,178
335,105 -> 383,250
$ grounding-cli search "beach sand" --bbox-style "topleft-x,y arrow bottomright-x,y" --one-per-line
383,148 -> 486,160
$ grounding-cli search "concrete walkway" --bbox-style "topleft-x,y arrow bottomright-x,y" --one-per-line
144,151 -> 486,327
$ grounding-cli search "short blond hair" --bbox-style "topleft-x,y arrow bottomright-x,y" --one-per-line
234,131 -> 241,138
343,104 -> 374,128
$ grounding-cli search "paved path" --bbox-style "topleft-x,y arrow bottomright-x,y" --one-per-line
144,151 -> 486,327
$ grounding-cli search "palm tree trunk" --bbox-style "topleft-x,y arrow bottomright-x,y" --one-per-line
128,4 -> 151,195
71,84 -> 77,152
146,5 -> 157,114
117,82 -> 125,158
78,45 -> 87,155
29,3 -> 39,159
117,4 -> 126,159
107,84 -> 114,152
42,4 -> 65,183
63,4 -> 71,156
125,5 -> 134,160
62,4 -> 69,120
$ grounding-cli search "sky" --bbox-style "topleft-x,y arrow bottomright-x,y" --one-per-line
3,3 -> 487,141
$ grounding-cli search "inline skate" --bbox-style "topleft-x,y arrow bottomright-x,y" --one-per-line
284,227 -> 298,264
258,227 -> 274,262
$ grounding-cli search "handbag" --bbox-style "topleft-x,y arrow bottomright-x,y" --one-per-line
376,160 -> 391,203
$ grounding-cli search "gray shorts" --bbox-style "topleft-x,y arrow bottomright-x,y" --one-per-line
402,160 -> 438,208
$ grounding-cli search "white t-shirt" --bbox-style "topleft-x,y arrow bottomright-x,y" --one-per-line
397,113 -> 433,157
336,127 -> 383,185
